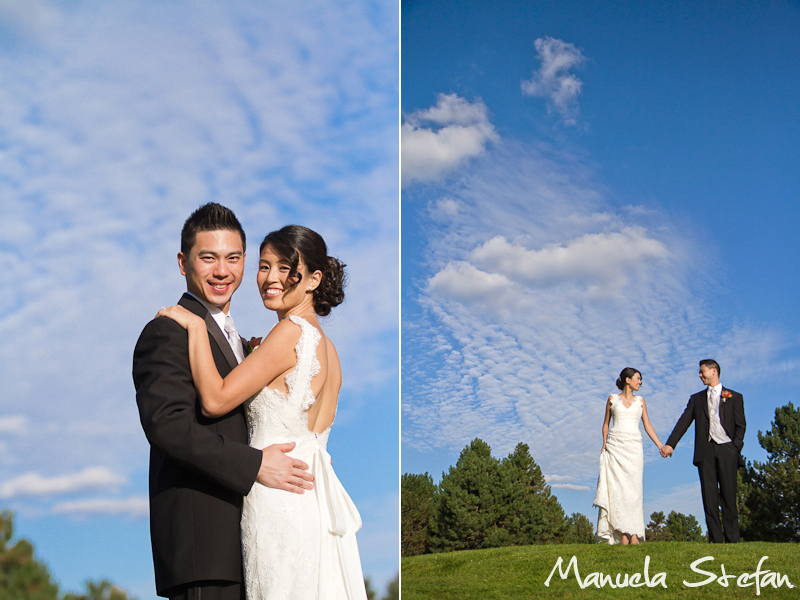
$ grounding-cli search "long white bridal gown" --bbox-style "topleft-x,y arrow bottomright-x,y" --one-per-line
241,315 -> 367,600
593,394 -> 646,544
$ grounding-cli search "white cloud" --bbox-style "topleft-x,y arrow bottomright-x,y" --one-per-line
52,495 -> 150,518
402,94 -> 497,187
551,483 -> 591,492
470,228 -> 670,295
521,37 -> 586,126
0,467 -> 126,499
0,415 -> 27,434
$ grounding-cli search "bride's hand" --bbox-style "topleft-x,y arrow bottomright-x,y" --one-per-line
156,305 -> 203,330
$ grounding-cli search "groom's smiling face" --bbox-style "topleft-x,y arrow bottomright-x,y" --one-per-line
178,229 -> 245,314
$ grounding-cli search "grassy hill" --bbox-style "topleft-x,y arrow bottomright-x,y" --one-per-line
401,542 -> 800,599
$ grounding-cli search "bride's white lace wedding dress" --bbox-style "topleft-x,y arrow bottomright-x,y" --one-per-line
593,394 -> 645,544
241,315 -> 367,600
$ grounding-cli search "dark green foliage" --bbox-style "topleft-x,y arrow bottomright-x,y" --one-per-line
428,439 -> 501,552
0,510 -> 59,600
401,473 -> 437,556
494,443 -> 568,546
646,510 -> 702,541
564,512 -> 595,544
62,580 -> 135,600
646,511 -> 673,541
664,510 -> 703,542
425,439 -> 568,553
740,402 -> 800,542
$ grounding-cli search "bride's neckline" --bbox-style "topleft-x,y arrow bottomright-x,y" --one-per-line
616,393 -> 639,409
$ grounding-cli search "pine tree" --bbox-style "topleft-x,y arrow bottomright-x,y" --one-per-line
564,513 -> 595,544
645,511 -> 672,541
401,472 -> 437,556
428,438 -> 500,552
427,439 -> 569,552
494,443 -> 567,545
0,510 -> 59,600
665,511 -> 703,542
741,402 -> 800,542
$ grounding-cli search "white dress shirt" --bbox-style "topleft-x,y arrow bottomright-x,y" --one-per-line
707,383 -> 732,444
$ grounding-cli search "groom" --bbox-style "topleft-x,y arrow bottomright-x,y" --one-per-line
133,203 -> 313,600
661,359 -> 746,543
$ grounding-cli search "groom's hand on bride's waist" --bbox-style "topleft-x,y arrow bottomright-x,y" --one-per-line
257,442 -> 314,493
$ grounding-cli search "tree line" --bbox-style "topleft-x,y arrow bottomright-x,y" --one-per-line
402,402 -> 800,555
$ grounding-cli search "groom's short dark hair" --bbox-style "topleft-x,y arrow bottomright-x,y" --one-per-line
699,359 -> 721,376
181,203 -> 246,254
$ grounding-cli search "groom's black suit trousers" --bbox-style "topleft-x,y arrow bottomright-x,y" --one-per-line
698,441 -> 740,543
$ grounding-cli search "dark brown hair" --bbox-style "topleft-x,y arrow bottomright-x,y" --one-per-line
260,225 -> 346,316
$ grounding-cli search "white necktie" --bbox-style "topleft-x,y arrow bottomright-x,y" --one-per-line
224,315 -> 245,364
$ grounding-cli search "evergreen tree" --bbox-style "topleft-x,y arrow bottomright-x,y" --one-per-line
401,473 -> 437,556
427,439 -> 569,552
741,402 -> 800,542
564,513 -> 595,544
645,511 -> 672,541
494,443 -> 568,545
665,511 -> 703,542
62,580 -> 135,600
0,510 -> 59,600
428,438 -> 500,552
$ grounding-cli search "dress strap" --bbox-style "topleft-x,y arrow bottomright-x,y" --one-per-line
285,315 -> 322,410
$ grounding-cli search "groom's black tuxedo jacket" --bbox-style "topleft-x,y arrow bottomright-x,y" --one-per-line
133,293 -> 262,597
665,387 -> 746,467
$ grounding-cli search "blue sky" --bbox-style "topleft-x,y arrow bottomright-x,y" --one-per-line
0,1 -> 398,597
402,0 -> 799,538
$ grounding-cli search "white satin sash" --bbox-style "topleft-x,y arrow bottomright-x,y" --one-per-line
313,445 -> 367,600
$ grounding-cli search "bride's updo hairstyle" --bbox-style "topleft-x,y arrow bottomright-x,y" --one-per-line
259,225 -> 346,316
616,367 -> 641,391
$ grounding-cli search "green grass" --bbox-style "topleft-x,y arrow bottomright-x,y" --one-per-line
402,543 -> 800,598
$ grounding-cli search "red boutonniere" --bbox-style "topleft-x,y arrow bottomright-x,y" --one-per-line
247,336 -> 263,355
721,390 -> 732,400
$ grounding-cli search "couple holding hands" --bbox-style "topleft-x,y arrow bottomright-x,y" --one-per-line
594,360 -> 746,545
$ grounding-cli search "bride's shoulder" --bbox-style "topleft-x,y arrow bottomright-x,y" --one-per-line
607,393 -> 618,404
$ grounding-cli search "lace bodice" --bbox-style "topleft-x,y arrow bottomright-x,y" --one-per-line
240,314 -> 366,600
245,315 -> 329,452
608,394 -> 643,435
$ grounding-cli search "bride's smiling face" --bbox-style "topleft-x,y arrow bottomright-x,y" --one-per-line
626,372 -> 642,392
257,245 -> 320,317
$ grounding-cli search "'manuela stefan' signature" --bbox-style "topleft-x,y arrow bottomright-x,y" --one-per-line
545,555 -> 795,594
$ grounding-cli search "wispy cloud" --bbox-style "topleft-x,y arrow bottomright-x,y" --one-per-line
0,416 -> 28,434
52,496 -> 149,518
521,37 -> 586,126
0,467 -> 125,499
402,94 -> 497,187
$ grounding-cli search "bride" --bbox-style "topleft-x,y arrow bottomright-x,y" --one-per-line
593,367 -> 664,545
158,225 -> 367,600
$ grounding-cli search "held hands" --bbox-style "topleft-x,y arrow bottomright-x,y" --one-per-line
258,442 -> 314,493
156,305 -> 204,330
660,444 -> 673,458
